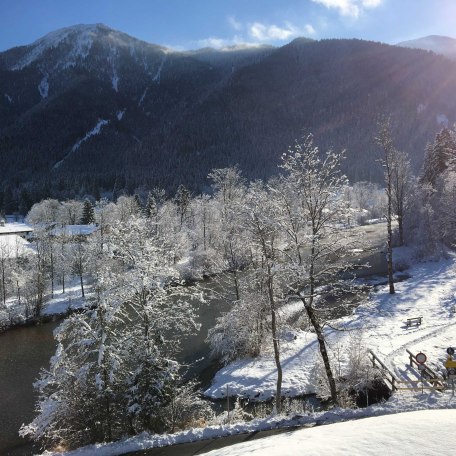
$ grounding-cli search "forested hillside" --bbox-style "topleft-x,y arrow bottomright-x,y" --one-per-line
2,24 -> 456,211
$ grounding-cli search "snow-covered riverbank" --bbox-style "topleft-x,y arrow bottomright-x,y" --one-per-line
205,247 -> 456,400
45,248 -> 456,456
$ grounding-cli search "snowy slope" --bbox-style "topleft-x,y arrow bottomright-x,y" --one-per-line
205,247 -> 456,400
44,247 -> 456,456
44,391 -> 456,456
201,409 -> 456,456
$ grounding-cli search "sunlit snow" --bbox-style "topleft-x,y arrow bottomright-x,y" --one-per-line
53,119 -> 109,169
201,410 -> 456,456
10,24 -> 98,70
205,247 -> 456,400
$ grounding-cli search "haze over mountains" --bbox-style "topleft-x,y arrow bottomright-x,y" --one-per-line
1,23 -> 456,211
397,35 -> 456,60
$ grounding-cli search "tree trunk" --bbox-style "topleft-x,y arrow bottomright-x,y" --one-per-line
267,262 -> 282,413
387,180 -> 395,294
397,213 -> 404,247
80,272 -> 85,298
303,299 -> 338,404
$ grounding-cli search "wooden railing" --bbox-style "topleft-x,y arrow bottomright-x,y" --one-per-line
367,350 -> 398,391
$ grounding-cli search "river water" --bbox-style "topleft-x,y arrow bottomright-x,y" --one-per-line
0,275 -> 237,454
0,223 -> 389,454
0,321 -> 59,455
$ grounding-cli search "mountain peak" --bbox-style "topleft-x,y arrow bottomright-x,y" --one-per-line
397,35 -> 456,59
11,23 -> 108,70
9,23 -> 169,71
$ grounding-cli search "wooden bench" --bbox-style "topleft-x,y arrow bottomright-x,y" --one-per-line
406,316 -> 422,327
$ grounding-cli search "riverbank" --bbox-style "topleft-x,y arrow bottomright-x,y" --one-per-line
0,281 -> 89,333
41,390 -> 456,455
204,246 -> 456,400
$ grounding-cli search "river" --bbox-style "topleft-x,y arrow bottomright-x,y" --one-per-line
0,321 -> 59,455
0,222 -> 389,454
0,275 -> 238,455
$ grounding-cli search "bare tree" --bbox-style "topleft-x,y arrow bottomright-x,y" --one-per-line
375,118 -> 397,294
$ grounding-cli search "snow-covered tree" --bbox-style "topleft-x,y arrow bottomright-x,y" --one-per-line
80,199 -> 95,225
59,200 -> 83,225
27,199 -> 61,226
280,134 -> 353,406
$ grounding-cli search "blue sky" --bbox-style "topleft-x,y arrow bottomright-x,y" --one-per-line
1,0 -> 456,51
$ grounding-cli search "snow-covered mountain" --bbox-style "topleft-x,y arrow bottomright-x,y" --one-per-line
2,25 -> 456,210
397,35 -> 456,59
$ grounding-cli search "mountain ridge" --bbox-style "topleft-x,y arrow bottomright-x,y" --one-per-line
1,25 -> 456,211
397,35 -> 456,59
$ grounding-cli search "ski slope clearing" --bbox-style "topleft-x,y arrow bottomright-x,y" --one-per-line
205,247 -> 456,400
200,409 -> 456,456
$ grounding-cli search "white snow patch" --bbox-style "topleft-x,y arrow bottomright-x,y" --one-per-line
0,222 -> 33,235
436,113 -> 449,126
53,119 -> 109,169
11,24 -> 98,71
72,119 -> 109,152
152,54 -> 167,83
38,75 -> 49,98
4,93 -> 12,103
138,87 -> 148,106
202,410 -> 456,456
112,71 -> 119,92
0,234 -> 34,258
116,110 -> 125,121
50,225 -> 98,237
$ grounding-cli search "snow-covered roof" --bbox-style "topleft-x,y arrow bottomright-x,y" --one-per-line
0,234 -> 35,258
0,223 -> 33,235
50,224 -> 98,237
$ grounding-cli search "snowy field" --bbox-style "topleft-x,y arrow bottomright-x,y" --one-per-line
205,246 -> 456,400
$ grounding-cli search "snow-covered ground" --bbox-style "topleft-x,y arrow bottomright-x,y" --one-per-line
41,248 -> 456,456
205,246 -> 456,399
0,280 -> 89,328
45,391 -> 456,456
201,408 -> 456,455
